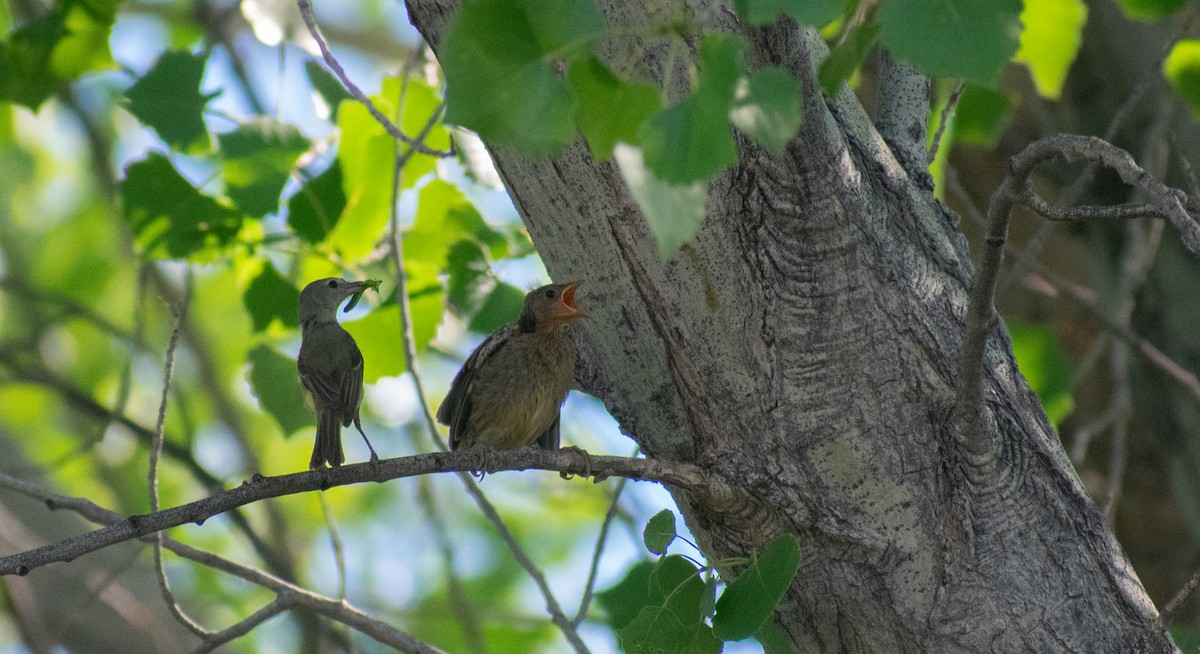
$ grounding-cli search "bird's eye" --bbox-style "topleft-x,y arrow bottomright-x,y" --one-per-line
327,280 -> 338,288
544,289 -> 556,299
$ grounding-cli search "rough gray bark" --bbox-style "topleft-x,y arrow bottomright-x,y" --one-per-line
403,2 -> 1175,651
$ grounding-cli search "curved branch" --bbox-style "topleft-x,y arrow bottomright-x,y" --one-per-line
0,449 -> 708,577
955,134 -> 1200,453
0,473 -> 446,654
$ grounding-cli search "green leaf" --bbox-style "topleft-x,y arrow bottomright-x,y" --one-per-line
878,0 -> 1022,87
124,50 -> 216,150
755,619 -> 792,654
343,306 -> 406,383
218,118 -> 309,216
519,0 -> 604,58
640,34 -> 744,183
1115,0 -> 1185,20
614,144 -> 707,261
121,153 -> 243,260
617,555 -> 720,654
1166,40 -> 1200,117
468,283 -> 526,334
953,85 -> 1014,147
1008,320 -> 1074,424
441,0 -> 577,156
713,534 -> 801,641
731,67 -> 802,154
243,261 -> 299,332
247,345 -> 315,437
1014,0 -> 1087,100
0,0 -> 117,109
643,509 -> 677,554
446,240 -> 491,314
568,57 -> 662,161
305,60 -> 352,119
818,21 -> 879,97
597,560 -> 656,630
288,161 -> 345,244
733,0 -> 842,27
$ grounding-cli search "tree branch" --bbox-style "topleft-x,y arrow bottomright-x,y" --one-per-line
0,473 -> 446,653
295,0 -> 453,157
875,49 -> 932,189
0,449 -> 706,577
955,134 -> 1200,453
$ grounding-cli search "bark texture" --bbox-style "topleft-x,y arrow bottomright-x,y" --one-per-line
403,2 -> 1175,650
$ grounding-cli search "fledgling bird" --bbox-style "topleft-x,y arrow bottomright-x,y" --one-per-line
297,277 -> 379,469
437,281 -> 587,455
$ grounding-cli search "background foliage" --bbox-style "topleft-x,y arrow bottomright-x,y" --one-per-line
2,0 -> 1200,650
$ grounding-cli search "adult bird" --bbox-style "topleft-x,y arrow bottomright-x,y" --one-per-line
297,277 -> 379,469
437,281 -> 587,457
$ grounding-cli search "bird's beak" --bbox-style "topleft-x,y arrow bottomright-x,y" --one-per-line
342,279 -> 380,313
557,281 -> 588,321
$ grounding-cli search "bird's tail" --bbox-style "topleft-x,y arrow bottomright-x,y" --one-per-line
310,413 -> 345,469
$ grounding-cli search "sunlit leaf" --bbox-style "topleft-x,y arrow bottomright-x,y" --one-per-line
731,66 -> 802,154
1166,40 -> 1200,117
1115,0 -> 1185,20
1008,320 -> 1074,424
878,0 -> 1021,86
819,22 -> 879,97
343,306 -> 406,383
332,100 -> 393,259
1015,0 -> 1087,100
614,144 -> 707,261
305,60 -> 352,119
247,345 -> 314,436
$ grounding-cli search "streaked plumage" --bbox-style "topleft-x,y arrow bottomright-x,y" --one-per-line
297,278 -> 378,468
437,281 -> 586,452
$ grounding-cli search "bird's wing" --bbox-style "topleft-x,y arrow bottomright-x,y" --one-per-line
338,343 -> 365,428
437,326 -> 514,449
298,357 -> 341,408
535,413 -> 560,451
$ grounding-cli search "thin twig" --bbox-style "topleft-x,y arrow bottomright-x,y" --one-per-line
295,0 -> 453,158
955,135 -> 1200,453
1163,561 -> 1200,624
383,92 -> 591,651
188,596 -> 290,654
573,474 -> 629,626
149,273 -> 210,638
0,473 -> 445,654
388,70 -> 487,654
927,79 -> 963,164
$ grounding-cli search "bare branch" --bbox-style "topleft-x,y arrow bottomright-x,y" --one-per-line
383,81 -> 590,652
0,449 -> 708,577
927,79 -> 962,165
955,134 -> 1200,453
876,49 -> 932,188
295,0 -> 453,158
574,474 -> 628,626
148,273 -> 211,638
187,596 -> 289,654
0,473 -> 446,654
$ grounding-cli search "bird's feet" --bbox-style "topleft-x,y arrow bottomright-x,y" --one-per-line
558,446 -> 592,481
466,445 -> 498,481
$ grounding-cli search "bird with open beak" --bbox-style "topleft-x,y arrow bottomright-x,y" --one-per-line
437,281 -> 587,455
297,277 -> 380,469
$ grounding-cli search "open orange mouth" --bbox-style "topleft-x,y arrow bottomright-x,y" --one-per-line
562,281 -> 581,310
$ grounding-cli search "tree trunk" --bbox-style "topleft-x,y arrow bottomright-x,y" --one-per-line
403,2 -> 1174,650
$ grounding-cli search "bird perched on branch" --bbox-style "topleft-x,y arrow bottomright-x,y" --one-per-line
297,277 -> 380,469
437,281 -> 587,457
